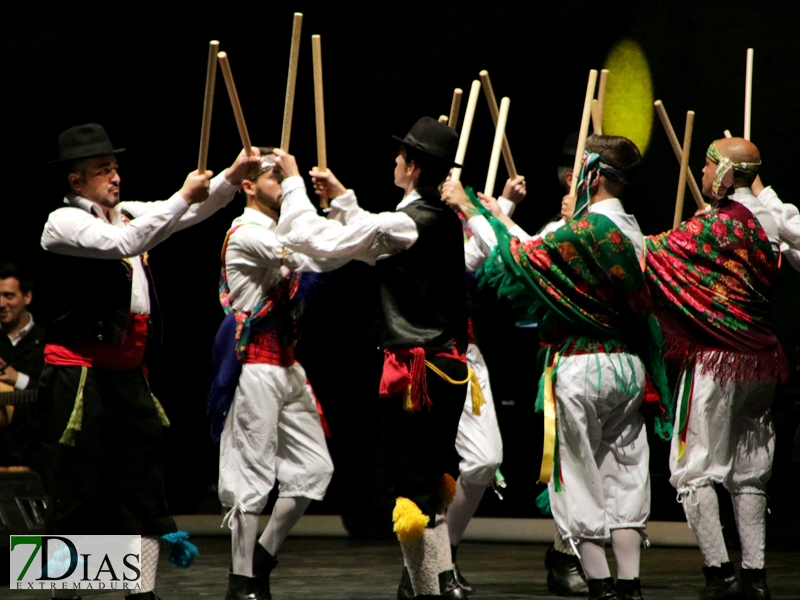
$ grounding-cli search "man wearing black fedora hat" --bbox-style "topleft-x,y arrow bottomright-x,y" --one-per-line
270,116 -> 469,599
37,123 -> 259,600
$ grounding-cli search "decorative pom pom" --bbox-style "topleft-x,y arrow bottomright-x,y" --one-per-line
161,531 -> 199,568
392,497 -> 429,542
438,473 -> 457,508
535,488 -> 552,517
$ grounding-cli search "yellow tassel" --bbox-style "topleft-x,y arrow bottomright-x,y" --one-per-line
151,394 -> 171,427
392,497 -> 429,542
59,366 -> 88,446
538,353 -> 558,484
469,368 -> 485,416
403,386 -> 414,412
438,474 -> 457,507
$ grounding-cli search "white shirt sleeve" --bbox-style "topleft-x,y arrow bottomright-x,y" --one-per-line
463,214 -> 536,271
119,172 -> 238,232
497,197 -> 516,217
275,176 -> 419,265
14,372 -> 30,390
41,195 -> 190,259
231,223 -> 350,273
756,186 -> 800,250
325,190 -> 372,225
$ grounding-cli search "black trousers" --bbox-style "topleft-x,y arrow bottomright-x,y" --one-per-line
384,355 -> 468,520
37,365 -> 176,536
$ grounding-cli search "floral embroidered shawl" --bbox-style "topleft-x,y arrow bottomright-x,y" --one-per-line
645,199 -> 787,384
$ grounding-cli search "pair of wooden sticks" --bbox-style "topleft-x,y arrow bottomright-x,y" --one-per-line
444,70 -> 514,198
570,68 -> 612,197
195,14 -> 331,205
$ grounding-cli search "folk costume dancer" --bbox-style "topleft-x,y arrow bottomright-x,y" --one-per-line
644,138 -> 786,600
437,177 -> 525,596
38,123 -> 258,600
216,149 -> 347,600
273,117 -> 471,599
444,135 -> 673,600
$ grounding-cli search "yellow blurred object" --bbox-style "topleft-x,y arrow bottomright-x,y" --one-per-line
392,497 -> 429,542
602,39 -> 654,155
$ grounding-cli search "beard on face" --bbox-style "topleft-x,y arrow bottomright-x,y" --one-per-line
256,187 -> 282,213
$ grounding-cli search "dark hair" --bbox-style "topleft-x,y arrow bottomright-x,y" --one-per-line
0,262 -> 33,294
399,145 -> 451,193
585,135 -> 642,186
64,158 -> 89,193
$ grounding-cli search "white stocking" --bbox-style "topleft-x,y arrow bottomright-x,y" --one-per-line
682,485 -> 729,567
259,497 -> 311,557
446,477 -> 485,547
733,492 -> 767,569
577,540 -> 611,580
139,536 -> 159,592
232,512 -> 259,576
611,529 -> 641,580
401,513 -> 451,595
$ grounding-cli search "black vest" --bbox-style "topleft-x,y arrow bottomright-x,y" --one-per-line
38,251 -> 137,347
375,192 -> 468,350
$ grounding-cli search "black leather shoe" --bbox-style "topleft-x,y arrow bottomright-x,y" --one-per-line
451,545 -> 475,594
617,578 -> 643,600
411,570 -> 468,599
545,544 -> 590,596
252,543 -> 278,600
224,572 -> 258,600
701,563 -> 741,599
740,568 -> 771,600
398,567 -> 414,600
588,577 -> 618,600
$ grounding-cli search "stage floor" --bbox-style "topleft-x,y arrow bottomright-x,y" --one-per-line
5,537 -> 800,599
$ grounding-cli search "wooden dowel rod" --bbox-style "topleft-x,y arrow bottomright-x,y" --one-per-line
673,111 -> 695,229
597,68 -> 609,132
485,97 -> 510,197
724,129 -> 733,138
654,100 -> 705,208
570,69 -> 598,196
448,88 -> 462,131
451,80 -> 481,183
198,40 -> 219,172
281,13 -> 303,151
438,115 -> 449,124
744,48 -> 754,141
217,52 -> 252,155
312,35 -> 329,209
479,70 -> 517,178
591,99 -> 602,135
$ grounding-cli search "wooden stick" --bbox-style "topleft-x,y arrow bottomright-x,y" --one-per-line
653,100 -> 704,209
217,52 -> 252,155
311,35 -> 329,208
724,129 -> 733,138
281,13 -> 303,151
479,70 -> 517,178
597,68 -> 609,131
744,47 -> 754,140
198,40 -> 219,172
485,97 -> 510,197
448,88 -> 463,131
451,80 -> 481,183
673,111 -> 695,229
438,115 -> 449,124
570,69 -> 598,196
591,99 -> 602,134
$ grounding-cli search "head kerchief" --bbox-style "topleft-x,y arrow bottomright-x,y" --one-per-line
706,141 -> 761,200
251,154 -> 276,180
572,152 -> 627,219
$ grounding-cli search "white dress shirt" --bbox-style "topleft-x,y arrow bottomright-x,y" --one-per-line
6,312 -> 34,389
275,176 -> 419,265
225,207 -> 349,313
41,172 -> 238,314
754,185 -> 800,271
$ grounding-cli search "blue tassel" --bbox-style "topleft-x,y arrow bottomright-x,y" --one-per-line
161,531 -> 199,568
535,488 -> 552,517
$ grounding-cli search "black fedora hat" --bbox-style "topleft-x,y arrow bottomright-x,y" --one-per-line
392,117 -> 462,167
50,123 -> 125,164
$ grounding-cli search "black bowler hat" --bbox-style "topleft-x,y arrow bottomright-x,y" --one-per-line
50,123 -> 125,164
559,132 -> 579,166
391,117 -> 462,167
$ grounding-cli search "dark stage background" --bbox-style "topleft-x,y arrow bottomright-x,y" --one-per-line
3,1 -> 800,545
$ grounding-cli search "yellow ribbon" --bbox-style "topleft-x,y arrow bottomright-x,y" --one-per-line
59,366 -> 88,446
538,353 -> 559,484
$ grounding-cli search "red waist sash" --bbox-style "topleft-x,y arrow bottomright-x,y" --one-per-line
44,314 -> 150,370
244,329 -> 296,367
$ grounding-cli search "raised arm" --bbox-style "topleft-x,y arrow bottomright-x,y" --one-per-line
41,170 -> 212,259
272,150 -> 418,265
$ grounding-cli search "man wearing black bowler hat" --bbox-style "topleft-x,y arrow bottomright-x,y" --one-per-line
37,123 -> 259,600
270,117 -> 469,599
